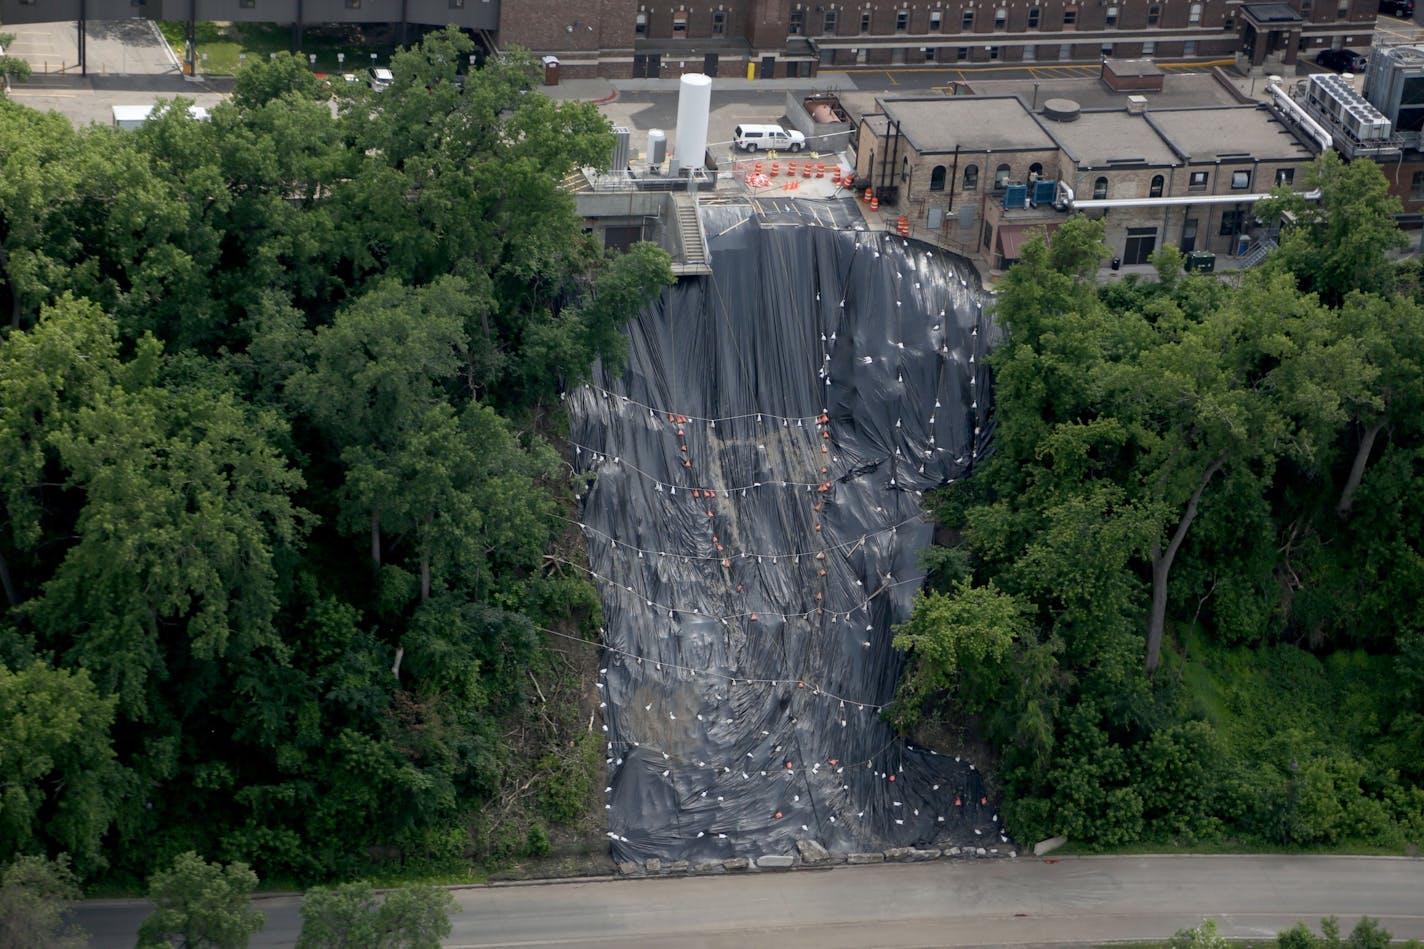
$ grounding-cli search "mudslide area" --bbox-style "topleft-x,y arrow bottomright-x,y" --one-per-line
568,197 -> 1005,865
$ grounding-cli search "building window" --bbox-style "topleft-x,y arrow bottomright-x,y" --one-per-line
1189,3 -> 1202,23
1232,169 -> 1251,189
344,0 -> 359,9
1412,170 -> 1424,199
1337,1 -> 1349,16
824,9 -> 838,33
1276,168 -> 1295,186
1105,5 -> 1119,26
925,47 -> 937,62
1093,176 -> 1108,199
1064,7 -> 1078,26
1029,162 -> 1044,178
994,163 -> 1012,190
1058,43 -> 1073,60
957,46 -> 969,60
1102,44 -> 1114,56
861,11 -> 873,32
636,13 -> 647,36
1148,4 -> 1160,24
963,164 -> 979,189
898,10 -> 910,31
673,12 -> 688,33
1150,174 -> 1164,197
1143,40 -> 1156,54
990,45 -> 1001,59
930,10 -> 942,30
1188,171 -> 1208,191
713,11 -> 727,34
1184,40 -> 1197,54
242,0 -> 256,7
962,10 -> 975,29
789,10 -> 804,33
1024,44 -> 1036,61
1302,0 -> 1314,12
930,166 -> 948,191
1220,210 -> 1243,236
995,8 -> 1007,29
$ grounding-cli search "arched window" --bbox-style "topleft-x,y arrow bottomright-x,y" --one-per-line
1150,174 -> 1164,198
1093,176 -> 1108,199
930,165 -> 947,192
902,156 -> 911,182
962,164 -> 979,190
993,163 -> 1011,191
1029,162 -> 1044,179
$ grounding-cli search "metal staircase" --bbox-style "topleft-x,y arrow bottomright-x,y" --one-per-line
1237,237 -> 1277,269
672,193 -> 712,277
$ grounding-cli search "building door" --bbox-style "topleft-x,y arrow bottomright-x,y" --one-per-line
703,52 -> 719,76
1180,218 -> 1198,253
1123,227 -> 1157,265
633,54 -> 661,78
760,55 -> 776,78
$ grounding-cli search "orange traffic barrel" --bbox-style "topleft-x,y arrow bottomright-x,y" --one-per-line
863,187 -> 873,202
870,196 -> 880,212
771,162 -> 781,177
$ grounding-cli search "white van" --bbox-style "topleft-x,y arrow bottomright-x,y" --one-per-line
734,124 -> 806,152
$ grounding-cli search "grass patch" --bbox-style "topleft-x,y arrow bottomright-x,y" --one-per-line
157,21 -> 401,77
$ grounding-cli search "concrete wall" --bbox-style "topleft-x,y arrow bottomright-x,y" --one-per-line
784,92 -> 851,155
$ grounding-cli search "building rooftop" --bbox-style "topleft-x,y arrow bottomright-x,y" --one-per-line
1104,58 -> 1165,78
872,96 -> 1058,154
1145,105 -> 1315,162
1241,2 -> 1304,23
1041,110 -> 1181,168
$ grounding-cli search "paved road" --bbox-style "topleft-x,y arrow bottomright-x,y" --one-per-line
74,855 -> 1424,948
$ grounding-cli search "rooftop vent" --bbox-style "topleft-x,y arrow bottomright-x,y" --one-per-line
1041,98 -> 1082,122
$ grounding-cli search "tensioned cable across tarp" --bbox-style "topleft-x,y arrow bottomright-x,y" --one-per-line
567,197 -> 1005,865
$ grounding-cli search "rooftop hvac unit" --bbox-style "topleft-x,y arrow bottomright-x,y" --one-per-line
1032,179 -> 1059,206
1342,108 -> 1393,141
1003,184 -> 1028,210
611,127 -> 631,172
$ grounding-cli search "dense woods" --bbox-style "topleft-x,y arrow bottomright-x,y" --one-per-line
893,153 -> 1424,850
0,29 -> 672,889
4,20 -> 1422,911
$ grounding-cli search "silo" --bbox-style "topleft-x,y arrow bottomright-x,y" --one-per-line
648,129 -> 668,169
671,72 -> 712,175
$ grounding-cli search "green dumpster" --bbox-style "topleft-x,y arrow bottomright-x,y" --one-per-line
1184,251 -> 1216,273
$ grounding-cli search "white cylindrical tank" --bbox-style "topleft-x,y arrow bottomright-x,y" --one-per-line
648,128 -> 667,167
671,72 -> 712,175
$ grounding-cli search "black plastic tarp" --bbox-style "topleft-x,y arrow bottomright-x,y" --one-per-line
567,197 -> 1004,865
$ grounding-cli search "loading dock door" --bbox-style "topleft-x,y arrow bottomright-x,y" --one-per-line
1123,227 -> 1157,266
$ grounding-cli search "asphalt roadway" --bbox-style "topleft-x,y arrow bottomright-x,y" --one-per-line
74,855 -> 1424,948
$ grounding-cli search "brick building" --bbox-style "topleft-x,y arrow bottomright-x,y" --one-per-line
0,0 -> 1380,78
853,93 -> 1317,274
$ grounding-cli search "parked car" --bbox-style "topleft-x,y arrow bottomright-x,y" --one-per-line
1314,48 -> 1368,73
733,123 -> 806,152
1379,0 -> 1414,18
367,66 -> 394,91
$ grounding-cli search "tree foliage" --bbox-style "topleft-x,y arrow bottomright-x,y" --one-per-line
897,157 -> 1424,850
0,855 -> 87,949
135,852 -> 265,949
0,28 -> 669,889
296,881 -> 456,949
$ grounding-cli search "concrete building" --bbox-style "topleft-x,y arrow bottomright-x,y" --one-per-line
853,89 -> 1317,274
0,0 -> 1381,78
